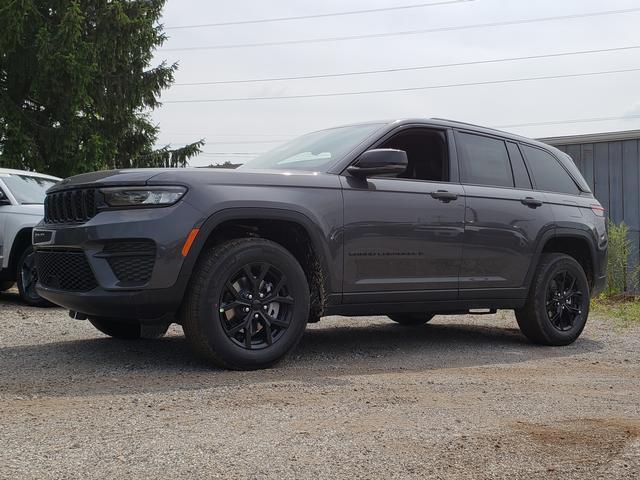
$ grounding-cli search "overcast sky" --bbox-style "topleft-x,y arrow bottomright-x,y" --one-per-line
151,0 -> 640,166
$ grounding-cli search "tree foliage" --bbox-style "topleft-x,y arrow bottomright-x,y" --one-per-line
0,0 -> 203,177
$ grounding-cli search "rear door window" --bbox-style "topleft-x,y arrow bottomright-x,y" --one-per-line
521,145 -> 580,195
457,132 -> 514,188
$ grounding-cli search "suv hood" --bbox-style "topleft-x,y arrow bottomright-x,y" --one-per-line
48,169 -> 170,193
50,167 -> 339,191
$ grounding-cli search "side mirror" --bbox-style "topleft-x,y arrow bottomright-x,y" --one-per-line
347,149 -> 408,178
0,190 -> 10,205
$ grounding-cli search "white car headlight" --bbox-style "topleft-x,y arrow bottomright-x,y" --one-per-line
100,186 -> 187,207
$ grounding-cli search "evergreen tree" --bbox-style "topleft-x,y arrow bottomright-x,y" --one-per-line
0,0 -> 203,177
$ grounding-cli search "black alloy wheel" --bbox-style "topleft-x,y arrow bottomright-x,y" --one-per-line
545,270 -> 584,332
17,247 -> 51,307
515,253 -> 590,346
219,262 -> 294,350
182,238 -> 310,370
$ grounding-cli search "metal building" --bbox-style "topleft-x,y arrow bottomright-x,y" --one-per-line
541,129 -> 640,268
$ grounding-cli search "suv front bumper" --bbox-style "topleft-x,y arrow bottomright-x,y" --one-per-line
34,201 -> 203,320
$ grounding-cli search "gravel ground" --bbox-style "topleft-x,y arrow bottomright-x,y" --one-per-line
1,288 -> 639,479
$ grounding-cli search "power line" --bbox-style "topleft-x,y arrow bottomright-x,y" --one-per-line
186,115 -> 640,162
196,140 -> 284,145
163,66 -> 640,104
496,114 -> 640,129
200,152 -> 261,156
164,132 -> 292,138
162,7 -> 640,52
174,45 -> 640,86
171,114 -> 640,144
165,0 -> 473,30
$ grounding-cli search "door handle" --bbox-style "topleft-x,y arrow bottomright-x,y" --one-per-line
521,197 -> 543,208
430,190 -> 458,202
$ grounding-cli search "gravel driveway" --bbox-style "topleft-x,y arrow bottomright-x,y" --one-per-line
1,289 -> 638,479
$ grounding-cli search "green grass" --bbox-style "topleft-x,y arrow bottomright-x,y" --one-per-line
591,296 -> 640,327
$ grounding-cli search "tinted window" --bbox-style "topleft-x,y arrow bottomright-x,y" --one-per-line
506,142 -> 532,189
380,129 -> 449,182
457,132 -> 514,188
521,145 -> 580,195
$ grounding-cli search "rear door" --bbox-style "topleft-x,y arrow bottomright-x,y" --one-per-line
455,131 -> 553,295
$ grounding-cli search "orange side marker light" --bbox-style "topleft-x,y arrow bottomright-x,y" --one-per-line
182,228 -> 200,257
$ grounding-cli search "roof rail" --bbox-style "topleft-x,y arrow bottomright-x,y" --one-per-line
432,117 -> 504,131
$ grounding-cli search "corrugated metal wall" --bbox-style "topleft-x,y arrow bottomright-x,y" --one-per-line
553,139 -> 640,279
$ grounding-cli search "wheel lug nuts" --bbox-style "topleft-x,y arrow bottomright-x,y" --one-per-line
248,294 -> 253,300
263,305 -> 268,310
244,307 -> 250,312
259,293 -> 264,298
254,313 -> 259,319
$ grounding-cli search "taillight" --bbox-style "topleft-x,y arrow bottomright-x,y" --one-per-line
590,203 -> 605,217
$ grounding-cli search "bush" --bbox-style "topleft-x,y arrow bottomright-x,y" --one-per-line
605,220 -> 638,296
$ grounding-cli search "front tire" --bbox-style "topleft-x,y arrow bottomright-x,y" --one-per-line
388,313 -> 435,326
17,246 -> 51,307
182,238 -> 310,370
515,253 -> 590,346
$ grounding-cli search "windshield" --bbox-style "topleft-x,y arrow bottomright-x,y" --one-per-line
239,123 -> 384,172
1,174 -> 59,204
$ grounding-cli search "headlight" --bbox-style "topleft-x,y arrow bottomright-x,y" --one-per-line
100,186 -> 187,207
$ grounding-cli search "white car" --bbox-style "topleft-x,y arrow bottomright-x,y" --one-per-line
0,168 -> 60,306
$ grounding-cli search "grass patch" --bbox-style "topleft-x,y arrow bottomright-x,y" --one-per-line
591,295 -> 640,327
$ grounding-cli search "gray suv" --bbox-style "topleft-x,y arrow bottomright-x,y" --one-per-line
33,119 -> 607,369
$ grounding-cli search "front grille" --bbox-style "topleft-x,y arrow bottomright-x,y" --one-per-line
45,189 -> 97,224
102,240 -> 156,285
36,251 -> 98,292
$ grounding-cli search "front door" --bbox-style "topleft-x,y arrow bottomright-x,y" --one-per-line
340,127 -> 465,303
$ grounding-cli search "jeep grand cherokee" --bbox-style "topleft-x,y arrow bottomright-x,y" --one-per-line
33,118 -> 607,369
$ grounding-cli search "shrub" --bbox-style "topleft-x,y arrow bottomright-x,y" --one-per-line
605,220 -> 638,296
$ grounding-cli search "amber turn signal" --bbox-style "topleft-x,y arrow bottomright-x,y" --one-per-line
181,228 -> 200,257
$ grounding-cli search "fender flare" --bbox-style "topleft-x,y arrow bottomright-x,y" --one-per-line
7,227 -> 33,275
524,226 -> 599,290
177,207 -> 336,300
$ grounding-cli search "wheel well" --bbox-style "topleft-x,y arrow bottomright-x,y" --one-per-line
199,219 -> 327,315
7,228 -> 32,279
542,236 -> 594,288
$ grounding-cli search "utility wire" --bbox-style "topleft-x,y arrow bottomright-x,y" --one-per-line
165,0 -> 473,30
174,45 -> 640,86
200,152 -> 261,155
196,140 -> 284,145
163,7 -> 640,51
163,66 -> 640,104
496,114 -> 640,129
168,114 -> 640,144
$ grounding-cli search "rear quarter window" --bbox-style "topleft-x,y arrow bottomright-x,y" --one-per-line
521,145 -> 580,195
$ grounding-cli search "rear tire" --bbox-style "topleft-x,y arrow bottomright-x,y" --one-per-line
388,313 -> 435,326
515,253 -> 590,346
89,318 -> 142,340
182,238 -> 310,370
17,246 -> 51,307
0,281 -> 15,292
